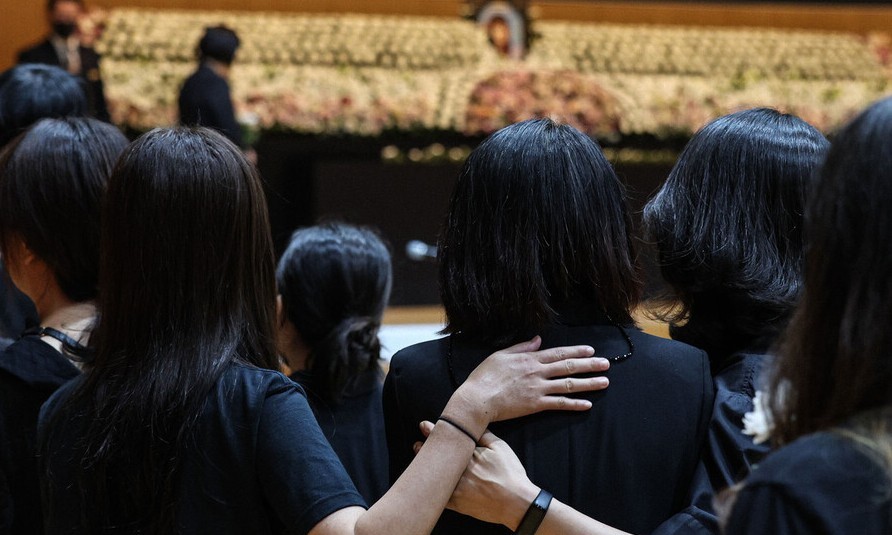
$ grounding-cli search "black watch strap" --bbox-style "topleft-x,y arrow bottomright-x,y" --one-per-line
514,489 -> 553,535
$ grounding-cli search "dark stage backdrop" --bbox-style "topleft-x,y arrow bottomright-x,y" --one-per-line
256,133 -> 670,306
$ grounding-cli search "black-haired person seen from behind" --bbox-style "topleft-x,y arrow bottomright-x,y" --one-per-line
384,118 -> 714,535
645,108 -> 829,534
179,26 -> 247,153
276,223 -> 392,505
18,0 -> 109,122
0,118 -> 128,534
0,63 -> 89,342
0,64 -> 87,148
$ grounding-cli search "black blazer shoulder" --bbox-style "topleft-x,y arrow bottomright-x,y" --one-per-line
18,40 -> 59,66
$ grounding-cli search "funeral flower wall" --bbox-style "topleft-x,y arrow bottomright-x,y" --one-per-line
97,8 -> 891,138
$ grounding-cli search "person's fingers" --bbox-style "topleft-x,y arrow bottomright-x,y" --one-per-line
543,375 -> 609,395
537,396 -> 594,411
476,429 -> 499,448
543,356 -> 609,377
534,345 -> 595,364
419,420 -> 435,437
413,441 -> 422,454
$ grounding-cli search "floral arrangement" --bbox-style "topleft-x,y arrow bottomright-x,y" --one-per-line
97,10 -> 488,69
464,70 -> 622,137
96,8 -> 892,140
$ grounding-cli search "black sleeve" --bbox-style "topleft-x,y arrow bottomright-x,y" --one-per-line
81,49 -> 110,122
256,379 -> 365,534
381,363 -> 414,485
702,391 -> 769,492
201,79 -> 244,148
213,88 -> 244,148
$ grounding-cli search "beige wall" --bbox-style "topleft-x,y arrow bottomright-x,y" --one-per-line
4,1 -> 892,71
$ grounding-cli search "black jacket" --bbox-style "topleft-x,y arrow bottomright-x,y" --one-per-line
178,64 -> 243,147
384,308 -> 714,535
18,39 -> 110,122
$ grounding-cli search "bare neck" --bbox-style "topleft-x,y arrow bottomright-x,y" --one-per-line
204,58 -> 231,79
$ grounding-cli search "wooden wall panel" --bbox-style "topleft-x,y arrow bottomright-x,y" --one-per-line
3,1 -> 892,71
532,2 -> 892,32
0,1 -> 48,70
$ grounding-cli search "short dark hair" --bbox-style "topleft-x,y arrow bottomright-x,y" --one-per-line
439,118 -> 641,345
0,117 -> 127,302
643,108 -> 829,358
277,222 -> 392,404
0,64 -> 87,147
198,26 -> 240,65
770,97 -> 892,445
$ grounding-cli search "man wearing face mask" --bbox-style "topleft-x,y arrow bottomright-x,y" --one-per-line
17,0 -> 109,122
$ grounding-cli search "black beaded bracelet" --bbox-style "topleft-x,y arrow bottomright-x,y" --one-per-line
514,489 -> 553,535
437,416 -> 479,445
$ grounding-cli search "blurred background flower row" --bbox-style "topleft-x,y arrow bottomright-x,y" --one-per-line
99,8 -> 892,139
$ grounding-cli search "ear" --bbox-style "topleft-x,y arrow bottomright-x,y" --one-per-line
6,234 -> 37,267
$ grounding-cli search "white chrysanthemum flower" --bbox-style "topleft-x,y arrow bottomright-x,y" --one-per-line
742,390 -> 774,445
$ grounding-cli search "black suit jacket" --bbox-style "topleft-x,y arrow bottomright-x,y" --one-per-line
17,39 -> 110,122
178,64 -> 244,147
384,310 -> 714,535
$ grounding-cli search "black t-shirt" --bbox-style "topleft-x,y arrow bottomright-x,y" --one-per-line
726,431 -> 892,535
290,367 -> 389,505
0,335 -> 79,534
384,310 -> 714,535
39,363 -> 365,534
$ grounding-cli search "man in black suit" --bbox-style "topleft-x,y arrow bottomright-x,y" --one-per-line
17,0 -> 109,122
179,26 -> 245,149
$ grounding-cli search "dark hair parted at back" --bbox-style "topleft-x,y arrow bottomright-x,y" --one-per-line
769,97 -> 892,446
55,127 -> 279,532
0,64 -> 87,147
643,108 -> 829,359
277,222 -> 392,404
0,117 -> 127,302
439,118 -> 640,345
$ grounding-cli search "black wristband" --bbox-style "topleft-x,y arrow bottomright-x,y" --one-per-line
437,416 -> 479,445
514,489 -> 553,535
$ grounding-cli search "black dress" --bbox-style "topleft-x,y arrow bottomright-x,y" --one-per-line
0,335 -> 79,535
290,368 -> 389,505
178,64 -> 244,148
725,431 -> 892,534
17,39 -> 110,122
383,308 -> 714,535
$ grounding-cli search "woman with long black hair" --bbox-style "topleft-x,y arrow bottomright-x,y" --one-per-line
38,126 -> 609,535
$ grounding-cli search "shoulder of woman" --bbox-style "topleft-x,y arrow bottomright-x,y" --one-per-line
747,432 -> 882,488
